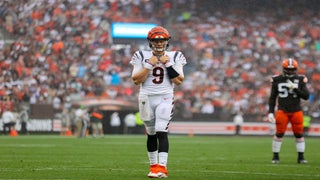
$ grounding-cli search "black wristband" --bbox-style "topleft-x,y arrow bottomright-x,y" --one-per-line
166,66 -> 179,79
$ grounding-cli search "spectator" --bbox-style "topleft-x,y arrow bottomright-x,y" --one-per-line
90,107 -> 104,138
233,111 -> 244,135
60,108 -> 72,136
0,0 -> 320,125
124,112 -> 136,134
74,105 -> 89,138
19,106 -> 29,135
110,112 -> 121,134
2,107 -> 14,135
303,111 -> 312,136
200,99 -> 214,114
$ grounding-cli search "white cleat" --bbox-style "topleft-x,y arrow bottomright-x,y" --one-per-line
157,172 -> 168,178
272,159 -> 280,164
147,172 -> 160,178
298,159 -> 308,164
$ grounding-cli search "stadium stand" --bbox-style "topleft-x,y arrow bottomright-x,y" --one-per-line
0,0 -> 320,125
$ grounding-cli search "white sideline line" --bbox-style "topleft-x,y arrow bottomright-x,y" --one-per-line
0,144 -> 56,147
200,170 -> 320,175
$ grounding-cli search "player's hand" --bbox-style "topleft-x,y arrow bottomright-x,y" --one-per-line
148,56 -> 159,65
159,55 -> 172,67
268,113 -> 276,124
143,56 -> 159,69
286,79 -> 298,90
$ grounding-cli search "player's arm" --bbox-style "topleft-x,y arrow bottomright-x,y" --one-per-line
268,78 -> 277,114
132,67 -> 150,85
132,56 -> 159,85
293,76 -> 309,100
170,64 -> 184,85
267,78 -> 277,123
159,54 -> 185,85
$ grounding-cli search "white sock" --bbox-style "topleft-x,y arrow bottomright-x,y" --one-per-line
296,138 -> 305,152
158,152 -> 168,167
148,151 -> 158,165
272,136 -> 282,153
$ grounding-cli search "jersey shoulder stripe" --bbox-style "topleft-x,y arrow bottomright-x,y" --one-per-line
173,51 -> 179,62
138,50 -> 144,61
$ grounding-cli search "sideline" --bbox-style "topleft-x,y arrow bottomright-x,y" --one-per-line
169,122 -> 320,136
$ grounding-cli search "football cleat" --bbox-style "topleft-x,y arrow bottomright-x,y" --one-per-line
157,165 -> 168,178
272,156 -> 280,164
298,159 -> 308,164
147,164 -> 160,178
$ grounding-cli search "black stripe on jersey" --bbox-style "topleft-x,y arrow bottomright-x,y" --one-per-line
165,97 -> 175,130
133,51 -> 139,59
173,51 -> 180,62
139,50 -> 144,62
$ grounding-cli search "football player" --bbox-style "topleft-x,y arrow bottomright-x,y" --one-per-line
267,58 -> 310,164
130,26 -> 187,178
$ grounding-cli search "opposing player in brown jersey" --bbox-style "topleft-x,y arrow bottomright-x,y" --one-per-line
267,58 -> 309,164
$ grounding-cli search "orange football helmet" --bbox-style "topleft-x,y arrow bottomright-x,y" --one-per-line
147,26 -> 171,52
282,58 -> 298,77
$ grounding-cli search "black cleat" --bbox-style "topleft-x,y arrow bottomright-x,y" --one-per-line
297,152 -> 307,164
272,153 -> 280,164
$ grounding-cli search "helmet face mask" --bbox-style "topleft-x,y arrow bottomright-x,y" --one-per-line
283,68 -> 297,77
282,58 -> 298,77
147,26 -> 171,52
148,39 -> 169,52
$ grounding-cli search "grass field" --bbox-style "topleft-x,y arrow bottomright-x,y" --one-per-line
0,134 -> 319,180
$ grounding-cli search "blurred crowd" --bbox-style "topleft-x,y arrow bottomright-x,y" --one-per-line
1,0 -> 320,122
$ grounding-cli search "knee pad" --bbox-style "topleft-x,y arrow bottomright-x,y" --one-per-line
155,103 -> 173,132
138,95 -> 152,121
156,103 -> 173,120
145,126 -> 156,135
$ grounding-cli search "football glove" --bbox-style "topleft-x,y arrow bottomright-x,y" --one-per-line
286,79 -> 298,90
268,113 -> 276,124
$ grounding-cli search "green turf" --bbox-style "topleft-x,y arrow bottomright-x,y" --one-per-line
0,135 -> 319,180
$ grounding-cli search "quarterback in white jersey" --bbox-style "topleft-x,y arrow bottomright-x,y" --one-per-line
130,26 -> 186,178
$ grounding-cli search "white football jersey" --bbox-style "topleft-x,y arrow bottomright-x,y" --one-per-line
130,50 -> 187,95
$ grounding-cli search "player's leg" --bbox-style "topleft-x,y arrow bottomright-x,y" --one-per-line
272,110 -> 289,163
145,121 -> 159,178
291,111 -> 307,164
81,120 -> 88,138
140,95 -> 159,178
156,131 -> 169,178
92,123 -> 97,138
98,122 -> 104,137
154,97 -> 173,178
142,96 -> 158,166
